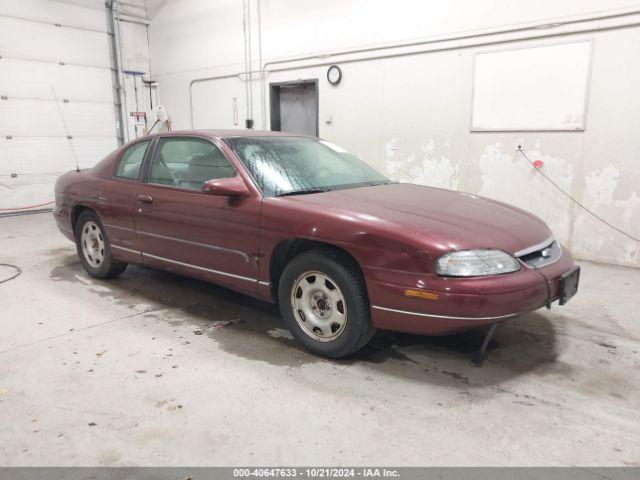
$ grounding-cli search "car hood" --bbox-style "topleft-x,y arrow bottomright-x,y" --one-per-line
282,183 -> 551,255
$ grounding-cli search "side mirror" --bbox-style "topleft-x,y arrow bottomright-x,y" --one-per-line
202,176 -> 250,197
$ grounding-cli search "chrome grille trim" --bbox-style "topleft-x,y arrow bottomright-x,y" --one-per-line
514,236 -> 555,258
516,237 -> 563,269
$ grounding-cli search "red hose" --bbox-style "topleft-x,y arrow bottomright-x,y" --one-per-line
0,200 -> 54,211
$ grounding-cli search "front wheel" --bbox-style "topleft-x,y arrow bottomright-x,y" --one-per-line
278,249 -> 375,358
75,210 -> 127,279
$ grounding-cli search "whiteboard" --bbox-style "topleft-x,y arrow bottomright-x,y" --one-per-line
471,40 -> 592,131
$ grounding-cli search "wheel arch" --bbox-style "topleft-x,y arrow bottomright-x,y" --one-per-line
268,238 -> 368,302
70,204 -> 96,231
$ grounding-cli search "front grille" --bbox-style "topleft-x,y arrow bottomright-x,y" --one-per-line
517,238 -> 562,268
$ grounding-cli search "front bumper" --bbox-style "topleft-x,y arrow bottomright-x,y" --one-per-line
366,245 -> 577,335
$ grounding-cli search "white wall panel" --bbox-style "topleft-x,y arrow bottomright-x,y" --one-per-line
0,136 -> 117,176
0,0 -> 118,209
69,136 -> 119,168
62,101 -> 117,136
0,0 -> 107,31
192,77 -> 246,129
0,16 -> 110,67
0,99 -> 115,137
0,59 -> 113,101
119,20 -> 150,73
0,176 -> 60,209
0,100 -> 67,136
0,136 -> 117,209
117,0 -> 147,19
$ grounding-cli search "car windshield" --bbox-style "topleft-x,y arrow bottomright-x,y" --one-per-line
223,136 -> 390,197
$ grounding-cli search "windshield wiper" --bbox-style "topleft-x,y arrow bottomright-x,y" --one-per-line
276,188 -> 331,197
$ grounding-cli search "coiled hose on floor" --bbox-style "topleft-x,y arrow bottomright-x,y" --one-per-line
0,264 -> 22,284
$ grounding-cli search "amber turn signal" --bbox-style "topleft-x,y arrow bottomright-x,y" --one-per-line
404,289 -> 439,301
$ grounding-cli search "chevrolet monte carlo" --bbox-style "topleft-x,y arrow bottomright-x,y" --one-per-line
54,130 -> 580,358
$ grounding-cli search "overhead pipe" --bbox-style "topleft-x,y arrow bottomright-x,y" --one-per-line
107,0 -> 128,144
188,6 -> 640,129
257,0 -> 265,129
241,0 -> 255,127
241,0 -> 251,127
247,0 -> 254,125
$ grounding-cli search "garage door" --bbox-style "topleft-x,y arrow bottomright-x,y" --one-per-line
0,0 -> 119,211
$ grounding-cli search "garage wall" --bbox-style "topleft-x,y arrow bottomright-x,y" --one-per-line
147,0 -> 640,268
0,0 -> 121,210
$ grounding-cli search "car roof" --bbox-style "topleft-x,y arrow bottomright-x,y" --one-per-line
143,129 -> 314,140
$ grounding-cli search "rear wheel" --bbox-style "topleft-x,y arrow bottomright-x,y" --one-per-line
278,249 -> 375,358
75,210 -> 127,279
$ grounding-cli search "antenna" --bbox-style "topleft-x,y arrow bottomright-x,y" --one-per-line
50,86 -> 80,172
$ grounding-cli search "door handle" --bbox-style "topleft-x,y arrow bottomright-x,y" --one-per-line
137,195 -> 154,204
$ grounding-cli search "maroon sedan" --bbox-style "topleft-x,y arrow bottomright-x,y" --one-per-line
54,130 -> 579,358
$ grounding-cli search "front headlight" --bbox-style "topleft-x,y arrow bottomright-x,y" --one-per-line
436,249 -> 520,277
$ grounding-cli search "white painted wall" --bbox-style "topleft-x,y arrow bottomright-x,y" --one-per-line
148,0 -> 640,267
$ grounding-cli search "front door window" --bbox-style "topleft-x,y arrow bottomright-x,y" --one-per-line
149,137 -> 236,190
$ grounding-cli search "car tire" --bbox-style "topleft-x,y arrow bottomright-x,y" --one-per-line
74,210 -> 127,279
278,248 -> 376,358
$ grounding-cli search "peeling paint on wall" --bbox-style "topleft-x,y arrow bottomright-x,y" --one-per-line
382,138 -> 639,267
476,142 -> 574,246
384,138 -> 460,190
573,166 -> 640,266
472,145 -> 639,268
584,165 -> 620,210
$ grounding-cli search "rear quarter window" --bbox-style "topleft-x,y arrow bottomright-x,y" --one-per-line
115,140 -> 150,179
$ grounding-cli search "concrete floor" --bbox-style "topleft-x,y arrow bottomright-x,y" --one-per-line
0,213 -> 639,466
